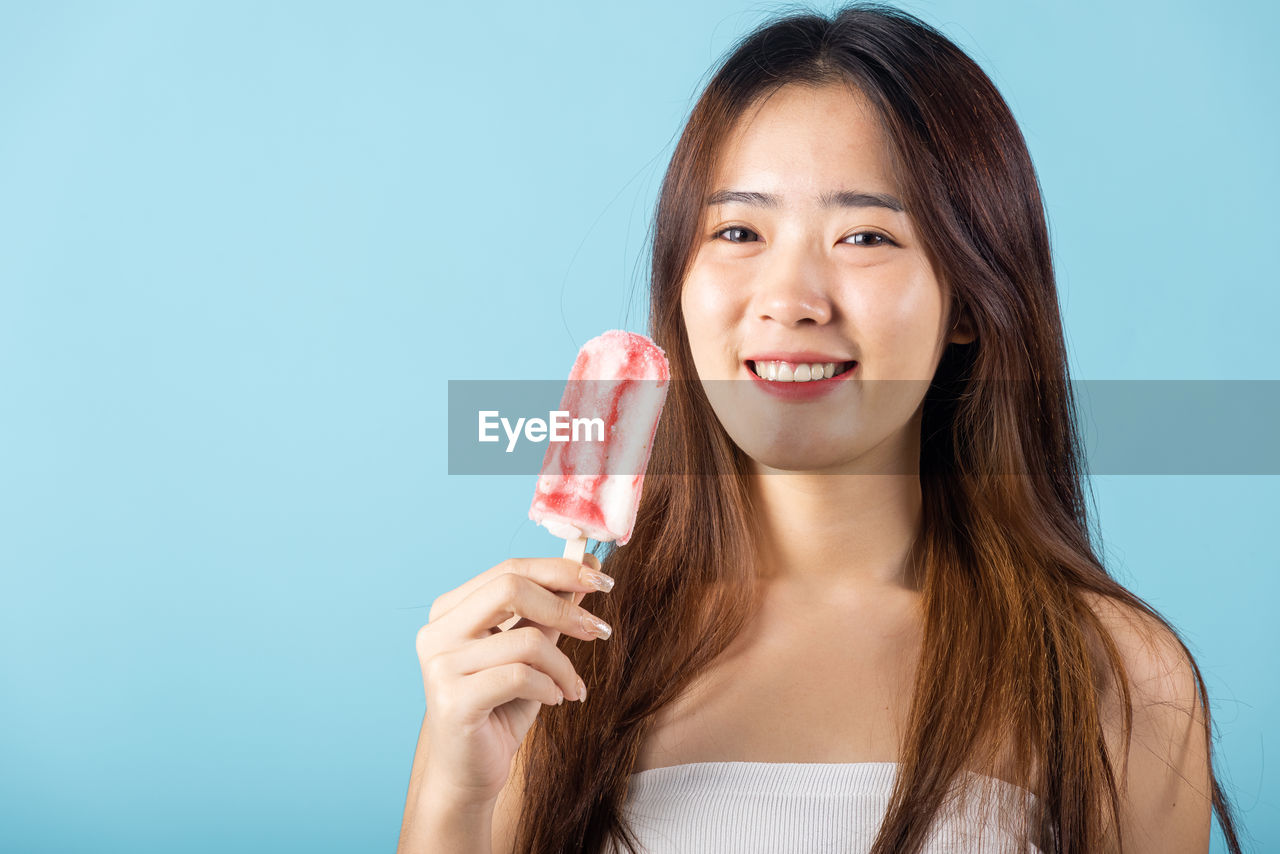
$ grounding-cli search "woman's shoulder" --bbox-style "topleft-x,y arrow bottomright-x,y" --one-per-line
1076,589 -> 1202,716
1075,588 -> 1213,850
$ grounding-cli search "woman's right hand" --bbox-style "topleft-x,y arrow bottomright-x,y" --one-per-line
415,554 -> 614,806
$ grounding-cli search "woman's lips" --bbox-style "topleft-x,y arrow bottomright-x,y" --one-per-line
744,360 -> 857,400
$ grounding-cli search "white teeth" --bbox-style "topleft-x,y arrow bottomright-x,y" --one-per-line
750,360 -> 853,382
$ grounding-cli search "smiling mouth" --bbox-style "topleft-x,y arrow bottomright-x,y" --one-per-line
747,360 -> 857,382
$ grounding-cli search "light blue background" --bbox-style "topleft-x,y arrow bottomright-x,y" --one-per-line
1,1 -> 1275,851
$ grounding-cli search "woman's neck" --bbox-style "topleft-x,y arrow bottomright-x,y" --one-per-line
748,464 -> 924,598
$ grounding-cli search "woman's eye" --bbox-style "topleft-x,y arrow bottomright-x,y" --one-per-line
711,227 -> 894,246
713,226 -> 759,243
843,231 -> 894,247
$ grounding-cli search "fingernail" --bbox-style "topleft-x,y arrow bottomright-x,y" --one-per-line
581,613 -> 612,640
579,568 -> 615,593
577,677 -> 587,702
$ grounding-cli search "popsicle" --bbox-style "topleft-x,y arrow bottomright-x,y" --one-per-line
530,330 -> 669,573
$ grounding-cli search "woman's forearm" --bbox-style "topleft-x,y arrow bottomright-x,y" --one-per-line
397,786 -> 494,854
397,713 -> 496,854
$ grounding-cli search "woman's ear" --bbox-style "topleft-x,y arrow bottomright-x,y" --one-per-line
947,307 -> 977,345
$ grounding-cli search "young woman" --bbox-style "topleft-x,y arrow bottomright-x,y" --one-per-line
400,5 -> 1245,853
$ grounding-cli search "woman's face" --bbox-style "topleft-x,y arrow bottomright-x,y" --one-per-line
681,82 -> 973,473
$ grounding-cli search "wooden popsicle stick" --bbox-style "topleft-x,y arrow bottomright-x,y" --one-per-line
558,534 -> 589,602
562,534 -> 588,564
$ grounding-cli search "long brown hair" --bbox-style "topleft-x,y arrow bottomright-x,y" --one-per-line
514,5 -> 1245,852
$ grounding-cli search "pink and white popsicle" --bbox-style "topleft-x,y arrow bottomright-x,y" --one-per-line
530,330 -> 669,565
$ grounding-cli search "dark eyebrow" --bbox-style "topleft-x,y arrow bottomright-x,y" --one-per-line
705,188 -> 904,212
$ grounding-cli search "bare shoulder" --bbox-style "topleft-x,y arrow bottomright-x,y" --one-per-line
1077,590 -> 1203,716
1077,589 -> 1213,853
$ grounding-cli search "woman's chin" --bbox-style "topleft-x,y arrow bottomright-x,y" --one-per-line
737,441 -> 855,474
732,433 -> 918,476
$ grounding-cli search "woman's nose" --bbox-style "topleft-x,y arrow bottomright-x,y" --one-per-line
751,248 -> 835,326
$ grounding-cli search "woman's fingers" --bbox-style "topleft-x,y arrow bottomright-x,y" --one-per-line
501,553 -> 603,631
410,552 -> 610,806
469,663 -> 565,713
428,556 -> 604,625
484,572 -> 611,641
502,586 -> 595,635
442,626 -> 587,705
426,566 -> 612,654
424,657 -> 564,729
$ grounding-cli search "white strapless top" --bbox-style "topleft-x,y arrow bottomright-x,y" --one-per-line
609,761 -> 1049,853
